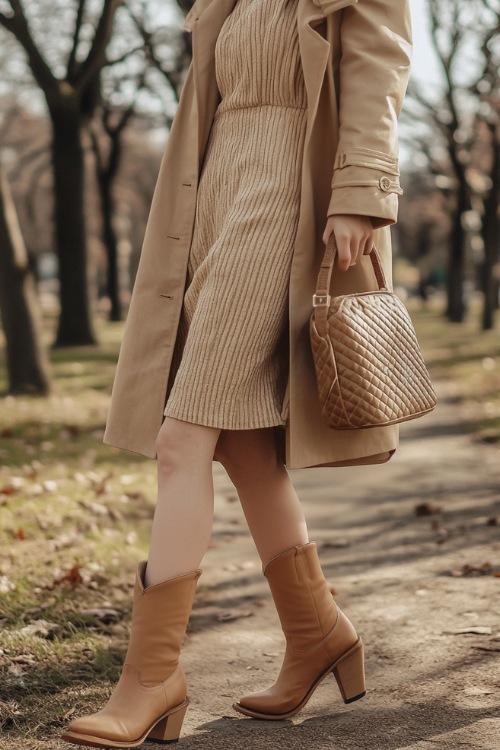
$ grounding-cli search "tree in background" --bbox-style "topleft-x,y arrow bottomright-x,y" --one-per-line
0,0 -> 122,347
89,0 -> 191,321
0,0 -> 193,337
473,6 -> 500,330
404,0 -> 500,328
0,167 -> 51,394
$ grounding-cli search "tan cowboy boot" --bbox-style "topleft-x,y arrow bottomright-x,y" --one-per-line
233,542 -> 365,720
62,561 -> 201,748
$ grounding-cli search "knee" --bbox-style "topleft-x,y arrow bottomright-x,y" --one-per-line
155,419 -> 188,476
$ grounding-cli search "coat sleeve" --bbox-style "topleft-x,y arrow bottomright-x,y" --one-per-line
327,0 -> 412,227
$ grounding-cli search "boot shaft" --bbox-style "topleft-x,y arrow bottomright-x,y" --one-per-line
125,562 -> 201,684
263,543 -> 339,650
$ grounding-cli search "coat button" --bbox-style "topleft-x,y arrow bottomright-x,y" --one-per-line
379,176 -> 392,191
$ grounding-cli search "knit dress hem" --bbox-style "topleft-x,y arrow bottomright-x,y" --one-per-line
163,406 -> 287,431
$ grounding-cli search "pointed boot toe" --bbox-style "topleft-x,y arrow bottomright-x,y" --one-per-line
233,543 -> 366,720
61,562 -> 200,748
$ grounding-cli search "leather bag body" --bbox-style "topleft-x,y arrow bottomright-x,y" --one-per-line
310,236 -> 437,430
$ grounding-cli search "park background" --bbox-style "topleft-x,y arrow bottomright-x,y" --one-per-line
0,1 -> 499,749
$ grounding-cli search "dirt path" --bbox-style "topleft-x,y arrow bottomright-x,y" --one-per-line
178,378 -> 500,750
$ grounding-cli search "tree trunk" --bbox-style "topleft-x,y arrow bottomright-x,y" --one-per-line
480,133 -> 500,331
445,180 -> 469,323
51,107 -> 97,346
0,170 -> 51,395
99,167 -> 121,321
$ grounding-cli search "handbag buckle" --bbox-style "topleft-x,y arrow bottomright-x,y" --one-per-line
312,294 -> 331,307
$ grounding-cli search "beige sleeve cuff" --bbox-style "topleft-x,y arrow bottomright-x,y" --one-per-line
327,148 -> 403,228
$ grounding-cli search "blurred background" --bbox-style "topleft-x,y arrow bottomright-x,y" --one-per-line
0,1 -> 499,746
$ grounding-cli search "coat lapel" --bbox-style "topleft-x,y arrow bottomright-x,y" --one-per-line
188,0 -> 356,170
297,0 -> 329,129
191,0 -> 238,168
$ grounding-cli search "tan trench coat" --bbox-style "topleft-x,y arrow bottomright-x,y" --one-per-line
103,0 -> 412,469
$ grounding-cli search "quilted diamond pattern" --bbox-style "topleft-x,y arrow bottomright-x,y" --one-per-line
310,290 -> 437,430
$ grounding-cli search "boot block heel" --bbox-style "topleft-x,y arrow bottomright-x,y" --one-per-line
332,638 -> 366,704
147,701 -> 189,744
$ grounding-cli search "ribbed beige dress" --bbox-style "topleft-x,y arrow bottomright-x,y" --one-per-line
163,0 -> 307,429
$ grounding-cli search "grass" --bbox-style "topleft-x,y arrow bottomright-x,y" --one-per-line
0,315 -> 157,744
405,294 -> 500,441
0,301 -> 499,745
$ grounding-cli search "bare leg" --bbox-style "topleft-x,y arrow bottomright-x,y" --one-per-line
145,416 -> 222,587
214,427 -> 308,567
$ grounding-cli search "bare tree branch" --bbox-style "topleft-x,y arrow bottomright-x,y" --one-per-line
78,0 -> 123,93
124,4 -> 186,101
105,45 -> 145,67
0,3 -> 57,98
67,0 -> 87,80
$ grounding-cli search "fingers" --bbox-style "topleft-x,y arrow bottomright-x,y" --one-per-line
322,222 -> 333,246
362,232 -> 374,257
335,231 -> 352,272
324,214 -> 375,272
333,228 -> 362,272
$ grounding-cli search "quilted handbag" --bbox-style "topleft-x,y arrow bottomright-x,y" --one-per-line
310,235 -> 437,429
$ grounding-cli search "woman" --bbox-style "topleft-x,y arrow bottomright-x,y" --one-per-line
62,0 -> 412,746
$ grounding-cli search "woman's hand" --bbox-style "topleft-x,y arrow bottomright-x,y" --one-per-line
322,214 -> 375,272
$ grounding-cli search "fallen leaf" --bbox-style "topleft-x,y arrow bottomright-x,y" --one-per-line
62,707 -> 77,721
216,609 -> 254,622
486,517 -> 498,526
321,539 -> 350,549
436,528 -> 449,544
10,654 -> 36,664
443,626 -> 492,635
223,560 -> 255,572
0,485 -> 17,496
79,500 -> 108,516
120,475 -> 137,486
14,528 -> 26,540
0,576 -> 15,593
415,502 -> 441,516
124,490 -> 146,502
125,531 -> 137,545
78,608 -> 121,624
450,562 -> 494,577
50,531 -> 83,551
19,619 -> 59,638
46,564 -> 84,589
0,699 -> 22,724
42,480 -> 58,492
7,664 -> 25,677
463,687 -> 495,695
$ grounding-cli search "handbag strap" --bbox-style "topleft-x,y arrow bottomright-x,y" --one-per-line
312,234 -> 389,318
